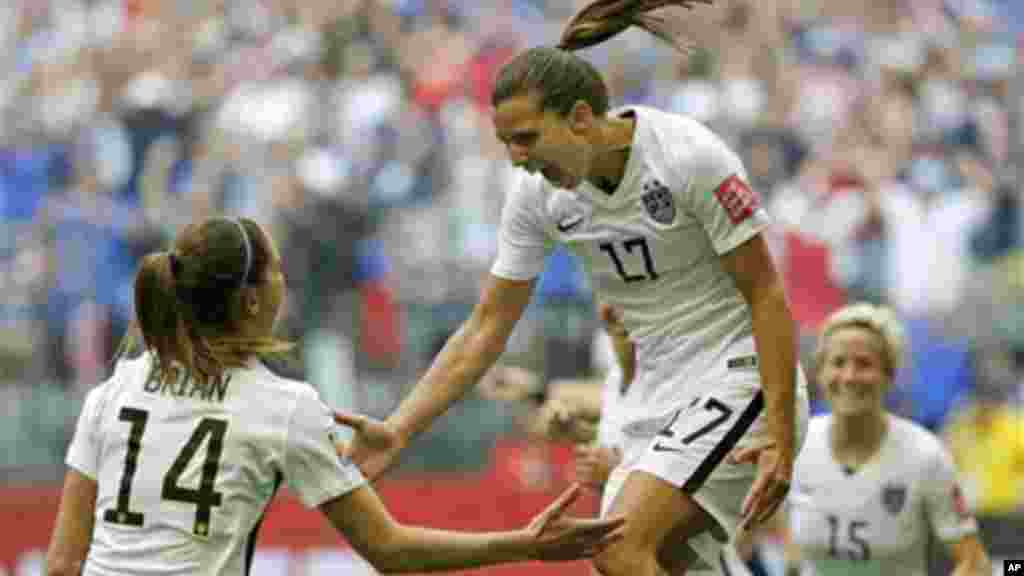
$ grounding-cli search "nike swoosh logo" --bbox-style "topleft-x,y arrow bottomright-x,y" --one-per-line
557,216 -> 584,233
650,441 -> 686,455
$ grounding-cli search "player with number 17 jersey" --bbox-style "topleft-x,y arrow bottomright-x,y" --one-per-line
494,105 -> 806,426
66,353 -> 365,576
492,105 -> 809,540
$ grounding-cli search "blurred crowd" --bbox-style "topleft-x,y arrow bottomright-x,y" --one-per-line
0,0 -> 1022,512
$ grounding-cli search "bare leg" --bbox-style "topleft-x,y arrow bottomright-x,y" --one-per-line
592,470 -> 717,576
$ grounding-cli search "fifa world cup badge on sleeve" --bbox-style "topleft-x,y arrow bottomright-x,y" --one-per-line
714,175 -> 760,224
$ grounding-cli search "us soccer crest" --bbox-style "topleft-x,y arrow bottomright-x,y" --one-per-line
641,179 -> 675,225
882,482 -> 907,516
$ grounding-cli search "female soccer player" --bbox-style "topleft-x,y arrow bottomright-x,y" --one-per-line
337,1 -> 811,574
738,303 -> 991,575
44,217 -> 624,576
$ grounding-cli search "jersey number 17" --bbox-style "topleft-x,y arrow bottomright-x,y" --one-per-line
599,237 -> 659,283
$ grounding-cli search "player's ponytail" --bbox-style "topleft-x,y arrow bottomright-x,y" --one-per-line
134,251 -> 194,379
558,0 -> 710,54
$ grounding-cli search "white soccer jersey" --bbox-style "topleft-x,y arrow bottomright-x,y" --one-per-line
65,353 -> 365,576
788,415 -> 978,576
492,106 -> 769,421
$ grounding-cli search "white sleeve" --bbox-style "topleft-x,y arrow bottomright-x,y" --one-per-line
65,384 -> 108,480
679,130 -> 770,255
922,443 -> 978,543
284,389 -> 366,508
490,176 -> 553,280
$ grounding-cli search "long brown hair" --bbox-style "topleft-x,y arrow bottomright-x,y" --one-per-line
123,217 -> 292,386
493,0 -> 711,115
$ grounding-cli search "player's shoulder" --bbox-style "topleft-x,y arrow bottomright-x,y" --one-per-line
628,105 -> 723,152
887,415 -> 948,463
508,169 -> 547,202
75,352 -> 154,420
240,359 -> 320,405
97,351 -> 155,398
627,106 -> 740,180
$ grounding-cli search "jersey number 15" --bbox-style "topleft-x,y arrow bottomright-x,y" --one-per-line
104,407 -> 228,538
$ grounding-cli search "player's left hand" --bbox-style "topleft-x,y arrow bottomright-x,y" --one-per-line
523,483 -> 626,561
732,439 -> 792,532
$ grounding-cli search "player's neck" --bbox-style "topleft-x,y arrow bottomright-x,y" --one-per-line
585,116 -> 635,194
830,411 -> 889,470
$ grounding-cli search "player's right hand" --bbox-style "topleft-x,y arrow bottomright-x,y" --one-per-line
522,483 -> 626,561
333,411 -> 405,481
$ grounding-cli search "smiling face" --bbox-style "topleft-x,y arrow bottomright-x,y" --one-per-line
818,326 -> 892,417
493,92 -> 596,189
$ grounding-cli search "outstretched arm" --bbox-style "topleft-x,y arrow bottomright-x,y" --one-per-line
337,275 -> 536,479
320,483 -> 624,573
391,274 -> 534,442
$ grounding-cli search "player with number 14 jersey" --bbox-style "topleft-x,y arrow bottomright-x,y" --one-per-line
66,354 -> 364,575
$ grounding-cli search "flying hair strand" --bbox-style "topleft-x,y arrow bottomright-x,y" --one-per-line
557,0 -> 714,53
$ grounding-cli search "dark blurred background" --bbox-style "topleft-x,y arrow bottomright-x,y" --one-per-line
0,0 -> 1021,574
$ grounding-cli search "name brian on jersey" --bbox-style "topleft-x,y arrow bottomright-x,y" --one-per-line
143,369 -> 230,403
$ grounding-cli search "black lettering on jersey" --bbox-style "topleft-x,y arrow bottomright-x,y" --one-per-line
144,366 -> 229,403
600,237 -> 659,283
209,374 -> 230,403
827,515 -> 871,562
105,407 -> 230,537
189,379 -> 208,400
158,371 -> 187,397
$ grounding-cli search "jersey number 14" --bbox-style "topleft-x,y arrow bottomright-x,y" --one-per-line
104,407 -> 228,538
